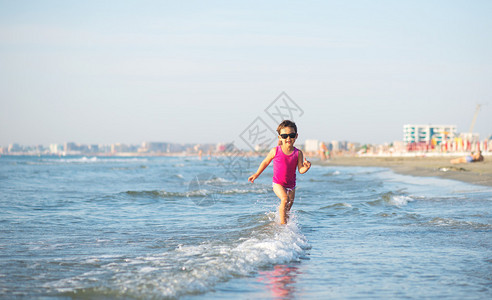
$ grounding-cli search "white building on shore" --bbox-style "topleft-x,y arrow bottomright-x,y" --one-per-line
403,124 -> 457,145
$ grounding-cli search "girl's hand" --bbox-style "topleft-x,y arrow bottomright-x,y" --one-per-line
303,157 -> 311,170
248,173 -> 258,183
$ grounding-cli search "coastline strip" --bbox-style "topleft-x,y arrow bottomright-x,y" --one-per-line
315,156 -> 492,187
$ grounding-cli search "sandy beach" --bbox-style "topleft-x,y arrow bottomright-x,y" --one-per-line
316,155 -> 492,187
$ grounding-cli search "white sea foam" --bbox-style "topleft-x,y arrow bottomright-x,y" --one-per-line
387,195 -> 414,207
54,157 -> 98,163
48,213 -> 309,298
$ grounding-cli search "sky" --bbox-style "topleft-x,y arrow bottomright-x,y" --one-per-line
1,0 -> 491,148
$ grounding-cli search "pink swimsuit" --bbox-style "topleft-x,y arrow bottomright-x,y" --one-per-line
272,146 -> 298,189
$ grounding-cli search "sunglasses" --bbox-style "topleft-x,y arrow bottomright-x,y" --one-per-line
279,133 -> 297,139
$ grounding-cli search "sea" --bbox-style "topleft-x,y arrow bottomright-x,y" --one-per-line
1,155 -> 491,299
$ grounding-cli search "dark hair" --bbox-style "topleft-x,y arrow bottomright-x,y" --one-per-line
276,120 -> 297,135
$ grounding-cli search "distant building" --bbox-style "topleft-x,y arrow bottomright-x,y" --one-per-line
88,144 -> 99,153
403,124 -> 457,145
304,140 -> 319,152
49,144 -> 62,154
8,144 -> 23,152
64,142 -> 78,152
111,143 -> 139,153
98,144 -> 112,153
144,142 -> 168,153
331,140 -> 340,151
140,142 -> 173,153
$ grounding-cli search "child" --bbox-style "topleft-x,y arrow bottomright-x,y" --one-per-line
248,120 -> 311,224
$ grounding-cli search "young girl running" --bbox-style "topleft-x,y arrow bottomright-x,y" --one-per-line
248,120 -> 311,224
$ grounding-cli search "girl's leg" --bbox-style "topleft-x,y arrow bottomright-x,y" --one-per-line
286,189 -> 295,213
272,184 -> 288,224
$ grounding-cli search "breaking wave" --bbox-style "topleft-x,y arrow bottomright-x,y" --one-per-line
48,213 -> 309,299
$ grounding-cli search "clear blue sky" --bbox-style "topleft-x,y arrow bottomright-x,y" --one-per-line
1,0 -> 491,147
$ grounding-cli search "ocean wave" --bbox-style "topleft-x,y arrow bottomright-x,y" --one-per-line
387,195 -> 414,207
427,217 -> 492,230
48,214 -> 309,298
41,157 -> 149,164
110,165 -> 148,170
320,202 -> 353,210
124,187 -> 270,199
322,170 -> 341,176
368,191 -> 414,207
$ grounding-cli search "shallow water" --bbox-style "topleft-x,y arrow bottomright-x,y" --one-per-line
0,156 -> 491,299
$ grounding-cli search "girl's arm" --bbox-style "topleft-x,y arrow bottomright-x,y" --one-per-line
248,147 -> 276,183
298,150 -> 311,174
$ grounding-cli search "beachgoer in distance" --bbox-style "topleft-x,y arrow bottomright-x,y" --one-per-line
248,120 -> 311,225
450,150 -> 484,164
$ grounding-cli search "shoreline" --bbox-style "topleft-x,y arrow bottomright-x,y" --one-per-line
315,156 -> 492,187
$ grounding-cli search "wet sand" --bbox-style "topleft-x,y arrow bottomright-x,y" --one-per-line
316,156 -> 492,187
